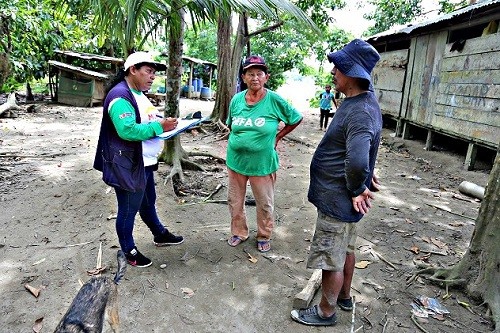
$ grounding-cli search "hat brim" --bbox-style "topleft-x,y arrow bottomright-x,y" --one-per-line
146,62 -> 167,72
242,63 -> 268,72
330,50 -> 372,82
126,61 -> 166,72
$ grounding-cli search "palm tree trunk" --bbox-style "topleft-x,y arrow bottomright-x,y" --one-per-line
161,1 -> 185,165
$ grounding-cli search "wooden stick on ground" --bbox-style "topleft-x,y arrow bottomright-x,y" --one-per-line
425,203 -> 476,221
370,249 -> 398,270
293,269 -> 322,309
350,295 -> 356,333
47,240 -> 93,249
96,242 -> 102,270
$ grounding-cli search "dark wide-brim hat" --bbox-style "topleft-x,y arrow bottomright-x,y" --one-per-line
327,39 -> 380,82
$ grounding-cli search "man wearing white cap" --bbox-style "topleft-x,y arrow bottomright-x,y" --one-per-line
94,51 -> 183,268
291,39 -> 382,326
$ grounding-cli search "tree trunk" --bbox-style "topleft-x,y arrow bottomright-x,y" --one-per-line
0,53 -> 11,88
436,146 -> 500,328
230,15 -> 248,93
211,13 -> 233,123
26,82 -> 34,101
212,13 -> 249,123
160,1 -> 186,165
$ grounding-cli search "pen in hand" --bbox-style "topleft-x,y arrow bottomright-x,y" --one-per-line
160,117 -> 178,132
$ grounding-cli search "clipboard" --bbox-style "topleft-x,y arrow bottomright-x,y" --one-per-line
157,117 -> 208,139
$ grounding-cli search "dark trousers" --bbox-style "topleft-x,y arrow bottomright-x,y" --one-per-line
320,108 -> 331,129
114,165 -> 166,253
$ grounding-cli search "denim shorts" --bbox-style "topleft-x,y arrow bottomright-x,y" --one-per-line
306,211 -> 357,271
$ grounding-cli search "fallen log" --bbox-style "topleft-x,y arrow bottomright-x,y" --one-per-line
0,93 -> 22,118
293,269 -> 322,309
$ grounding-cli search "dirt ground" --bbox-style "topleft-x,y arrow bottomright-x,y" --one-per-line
0,95 -> 495,333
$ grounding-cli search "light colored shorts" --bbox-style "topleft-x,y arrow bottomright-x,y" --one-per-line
306,211 -> 357,272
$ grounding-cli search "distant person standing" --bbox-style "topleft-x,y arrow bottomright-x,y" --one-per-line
333,89 -> 343,109
291,39 -> 382,326
318,85 -> 334,131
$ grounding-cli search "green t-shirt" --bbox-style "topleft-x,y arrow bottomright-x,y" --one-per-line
226,89 -> 302,176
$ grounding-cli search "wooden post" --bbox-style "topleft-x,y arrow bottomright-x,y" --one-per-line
188,62 -> 194,99
395,119 -> 404,137
465,142 -> 478,171
208,67 -> 213,89
425,129 -> 434,151
402,122 -> 411,140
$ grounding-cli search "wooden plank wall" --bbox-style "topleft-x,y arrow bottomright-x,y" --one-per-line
404,35 -> 430,122
434,32 -> 500,148
372,49 -> 409,119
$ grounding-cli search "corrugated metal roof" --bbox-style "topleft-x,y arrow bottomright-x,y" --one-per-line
182,55 -> 217,67
48,60 -> 111,79
54,50 -> 124,64
367,0 -> 500,42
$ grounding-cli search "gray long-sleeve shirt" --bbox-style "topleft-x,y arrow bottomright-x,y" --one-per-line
308,91 -> 382,222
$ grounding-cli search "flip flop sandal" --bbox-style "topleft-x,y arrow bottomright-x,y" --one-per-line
228,235 -> 245,247
257,240 -> 271,253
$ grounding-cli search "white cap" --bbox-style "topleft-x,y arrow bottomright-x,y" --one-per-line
123,52 -> 166,71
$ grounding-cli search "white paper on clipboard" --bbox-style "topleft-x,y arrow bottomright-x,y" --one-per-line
157,117 -> 208,140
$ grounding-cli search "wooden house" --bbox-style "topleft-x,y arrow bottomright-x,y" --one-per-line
367,0 -> 500,169
48,51 -> 123,107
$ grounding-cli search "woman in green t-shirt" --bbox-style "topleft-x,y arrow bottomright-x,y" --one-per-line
226,55 -> 303,253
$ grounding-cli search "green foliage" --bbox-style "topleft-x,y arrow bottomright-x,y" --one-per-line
1,0 -> 99,92
245,2 -> 352,91
295,0 -> 346,31
312,27 -> 353,72
292,0 -> 350,68
1,0 -> 61,90
0,0 -> 347,96
181,23 -> 218,90
249,22 -> 309,90
57,0 -> 171,56
363,0 -> 469,37
181,12 -> 342,91
438,0 -> 468,14
363,0 -> 422,36
29,77 -> 50,94
184,24 -> 218,63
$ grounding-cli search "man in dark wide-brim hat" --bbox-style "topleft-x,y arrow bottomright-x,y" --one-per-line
291,39 -> 382,326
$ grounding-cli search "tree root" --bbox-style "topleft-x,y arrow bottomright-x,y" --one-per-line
180,157 -> 206,172
186,151 -> 225,164
425,276 -> 466,286
215,119 -> 229,132
214,119 -> 230,140
163,146 -> 225,197
407,264 -> 466,288
408,257 -> 466,287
